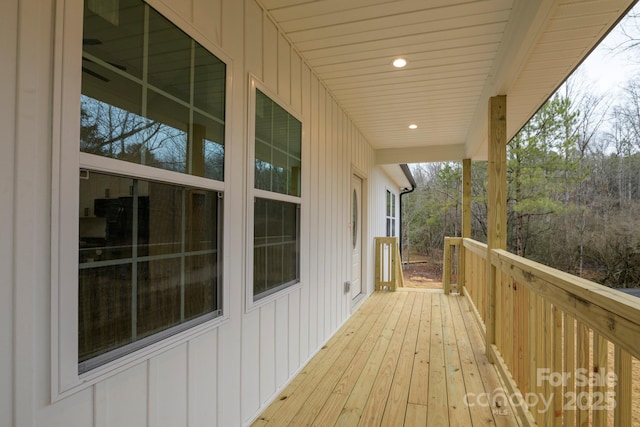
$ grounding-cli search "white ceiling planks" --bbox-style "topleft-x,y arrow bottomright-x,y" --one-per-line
257,0 -> 636,162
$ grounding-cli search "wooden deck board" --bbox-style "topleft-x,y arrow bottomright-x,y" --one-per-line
408,293 -> 432,406
322,293 -> 408,427
358,292 -> 417,426
441,293 -> 473,426
457,294 -> 522,427
252,290 -> 522,427
427,294 -> 449,426
380,292 -> 423,426
256,293 -> 390,425
449,292 -> 501,426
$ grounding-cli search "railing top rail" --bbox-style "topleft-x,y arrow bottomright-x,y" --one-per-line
462,237 -> 487,256
491,248 -> 640,313
491,247 -> 640,360
374,237 -> 398,244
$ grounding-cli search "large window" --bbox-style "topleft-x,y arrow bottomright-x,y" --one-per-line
78,0 -> 225,373
252,87 -> 302,301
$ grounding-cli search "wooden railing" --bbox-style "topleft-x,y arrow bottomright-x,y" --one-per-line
444,237 -> 640,427
442,237 -> 461,295
374,237 -> 404,291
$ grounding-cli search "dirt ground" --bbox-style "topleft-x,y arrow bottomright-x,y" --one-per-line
401,258 -> 444,289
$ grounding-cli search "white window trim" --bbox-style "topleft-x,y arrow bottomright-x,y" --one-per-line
51,0 -> 234,400
246,75 -> 304,312
385,187 -> 398,237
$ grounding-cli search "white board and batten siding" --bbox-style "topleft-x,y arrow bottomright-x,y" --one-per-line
0,0 -> 401,426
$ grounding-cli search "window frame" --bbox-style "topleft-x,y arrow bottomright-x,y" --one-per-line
51,0 -> 233,400
246,76 -> 303,311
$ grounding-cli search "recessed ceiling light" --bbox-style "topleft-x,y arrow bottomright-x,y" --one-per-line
409,124 -> 418,129
393,58 -> 407,68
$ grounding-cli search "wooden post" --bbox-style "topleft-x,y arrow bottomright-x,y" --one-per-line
459,158 -> 471,296
462,158 -> 472,239
614,347 -> 632,427
443,237 -> 452,295
486,95 -> 507,363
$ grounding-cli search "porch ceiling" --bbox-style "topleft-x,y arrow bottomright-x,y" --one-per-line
258,0 -> 635,162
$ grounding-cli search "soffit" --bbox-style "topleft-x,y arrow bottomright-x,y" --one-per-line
259,0 -> 635,161
380,164 -> 412,190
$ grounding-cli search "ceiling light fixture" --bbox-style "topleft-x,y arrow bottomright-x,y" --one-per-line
393,58 -> 407,68
409,124 -> 418,129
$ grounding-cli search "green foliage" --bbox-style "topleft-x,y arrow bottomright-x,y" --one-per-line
402,86 -> 640,288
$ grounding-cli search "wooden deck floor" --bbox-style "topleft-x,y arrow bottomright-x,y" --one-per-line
252,289 -> 522,427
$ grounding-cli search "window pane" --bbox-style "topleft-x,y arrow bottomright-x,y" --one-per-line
193,112 -> 225,181
147,8 -> 191,102
255,91 -> 272,144
267,245 -> 284,289
79,264 -> 132,363
272,150 -> 288,195
253,198 -> 299,300
254,245 -> 267,295
184,253 -> 218,320
272,105 -> 289,152
136,257 -> 182,339
289,157 -> 301,197
193,43 -> 226,117
80,84 -> 143,160
83,0 -> 145,80
386,190 -> 391,216
185,189 -> 219,252
79,170 -> 223,372
80,173 -> 134,262
138,180 -> 183,257
254,90 -> 301,197
81,0 -> 226,181
145,90 -> 189,173
283,241 -> 298,284
352,190 -> 358,249
255,140 -> 272,191
288,118 -> 302,159
254,197 -> 267,244
266,199 -> 284,243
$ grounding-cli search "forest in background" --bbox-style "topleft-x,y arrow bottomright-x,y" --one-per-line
402,9 -> 640,289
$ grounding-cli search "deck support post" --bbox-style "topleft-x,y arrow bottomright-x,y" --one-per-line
459,158 -> 472,296
486,96 -> 507,363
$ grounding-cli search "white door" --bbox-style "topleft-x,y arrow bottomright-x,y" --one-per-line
351,175 -> 363,299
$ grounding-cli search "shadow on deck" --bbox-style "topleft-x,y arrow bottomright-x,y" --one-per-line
252,289 -> 521,426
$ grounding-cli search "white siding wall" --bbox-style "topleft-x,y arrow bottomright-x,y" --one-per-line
1,0 -> 399,426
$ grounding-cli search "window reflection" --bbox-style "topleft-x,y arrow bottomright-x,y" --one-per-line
253,198 -> 300,298
78,171 -> 222,369
254,90 -> 302,197
81,0 -> 226,181
79,0 -> 226,374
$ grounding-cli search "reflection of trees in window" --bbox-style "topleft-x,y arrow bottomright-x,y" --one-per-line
80,92 -> 224,179
77,0 -> 227,373
81,0 -> 226,181
254,90 -> 301,197
81,97 -> 168,168
252,89 -> 302,301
